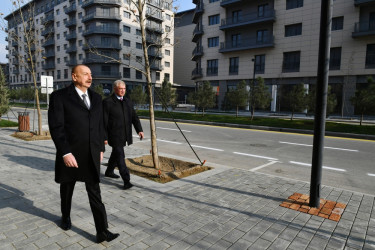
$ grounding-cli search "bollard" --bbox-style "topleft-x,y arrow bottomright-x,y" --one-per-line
18,112 -> 30,132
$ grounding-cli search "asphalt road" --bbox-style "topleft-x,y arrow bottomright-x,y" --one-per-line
4,107 -> 375,195
136,119 -> 375,195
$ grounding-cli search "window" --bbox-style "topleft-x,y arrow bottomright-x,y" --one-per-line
57,34 -> 60,39
257,30 -> 269,44
164,73 -> 170,81
136,56 -> 142,63
123,39 -> 130,47
64,44 -> 67,49
165,49 -> 170,56
123,25 -> 130,33
136,70 -> 142,79
207,59 -> 218,76
156,72 -> 160,81
285,23 -> 302,37
123,54 -> 130,60
166,14 -> 171,21
365,44 -> 375,68
136,29 -> 142,35
101,66 -> 111,75
64,56 -> 68,62
56,21 -> 60,27
332,16 -> 344,31
57,58 -> 60,64
136,42 -> 142,49
258,4 -> 268,17
286,0 -> 303,10
78,12 -> 82,19
254,54 -> 265,74
229,57 -> 239,75
165,61 -> 170,67
123,67 -> 130,78
56,9 -> 60,15
231,34 -> 241,48
208,37 -> 219,47
232,10 -> 242,24
63,31 -> 67,37
79,40 -> 82,46
329,47 -> 341,70
57,70 -> 61,79
78,26 -> 82,33
282,51 -> 300,72
57,46 -> 60,51
165,38 -> 171,44
79,54 -> 83,60
64,69 -> 68,79
124,11 -> 131,18
209,0 -> 219,2
101,37 -> 111,45
208,14 -> 220,25
165,26 -> 171,32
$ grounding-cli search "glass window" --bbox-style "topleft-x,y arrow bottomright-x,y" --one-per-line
136,70 -> 142,79
231,34 -> 241,48
123,39 -> 130,46
101,66 -> 111,75
136,29 -> 142,35
136,42 -> 142,49
286,0 -> 303,10
165,49 -> 170,56
258,4 -> 268,17
329,47 -> 341,70
257,30 -> 269,44
282,51 -> 301,72
123,25 -> 130,33
123,67 -> 130,78
124,11 -> 131,18
208,14 -> 220,25
164,73 -> 170,81
332,16 -> 344,31
255,54 -> 265,74
285,23 -> 302,37
165,61 -> 170,67
232,10 -> 242,24
208,37 -> 219,47
207,59 -> 218,76
365,44 -> 375,69
229,57 -> 239,75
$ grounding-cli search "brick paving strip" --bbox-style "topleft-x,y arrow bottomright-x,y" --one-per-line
280,192 -> 347,222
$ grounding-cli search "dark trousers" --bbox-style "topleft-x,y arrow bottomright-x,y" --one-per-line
60,181 -> 108,233
106,146 -> 130,183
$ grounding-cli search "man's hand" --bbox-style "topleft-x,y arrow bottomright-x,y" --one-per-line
63,154 -> 78,168
139,132 -> 144,140
100,152 -> 103,162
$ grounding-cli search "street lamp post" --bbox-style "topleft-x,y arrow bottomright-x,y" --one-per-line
250,58 -> 256,115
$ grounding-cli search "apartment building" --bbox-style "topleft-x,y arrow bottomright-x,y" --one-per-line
184,0 -> 375,115
5,0 -> 174,94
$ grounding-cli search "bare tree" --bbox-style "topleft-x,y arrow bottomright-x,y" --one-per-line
87,0 -> 176,169
1,0 -> 50,135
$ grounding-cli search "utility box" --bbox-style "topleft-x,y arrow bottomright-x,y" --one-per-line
18,112 -> 30,132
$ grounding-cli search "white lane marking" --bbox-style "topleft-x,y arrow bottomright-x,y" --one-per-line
191,145 -> 224,151
233,152 -> 279,161
157,127 -> 191,133
289,161 -> 347,172
250,161 -> 280,172
157,139 -> 182,145
367,173 -> 375,177
279,141 -> 358,152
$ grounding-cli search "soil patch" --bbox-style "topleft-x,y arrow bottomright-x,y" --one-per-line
11,131 -> 51,141
125,155 -> 212,183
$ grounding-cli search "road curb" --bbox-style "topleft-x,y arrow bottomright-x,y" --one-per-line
139,116 -> 375,141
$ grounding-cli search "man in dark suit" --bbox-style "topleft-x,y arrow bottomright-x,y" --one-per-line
103,80 -> 144,190
48,64 -> 119,243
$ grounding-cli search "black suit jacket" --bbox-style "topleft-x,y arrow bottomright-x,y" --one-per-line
48,83 -> 105,183
103,94 -> 143,147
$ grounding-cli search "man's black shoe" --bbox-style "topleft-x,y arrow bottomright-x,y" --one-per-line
105,172 -> 120,178
123,182 -> 133,190
60,216 -> 71,231
96,230 -> 119,243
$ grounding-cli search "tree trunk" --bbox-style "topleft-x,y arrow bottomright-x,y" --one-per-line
360,113 -> 363,126
291,111 -> 294,121
251,106 -> 255,120
236,106 -> 238,117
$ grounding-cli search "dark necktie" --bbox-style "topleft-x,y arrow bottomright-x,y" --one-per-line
120,97 -> 123,102
82,94 -> 90,109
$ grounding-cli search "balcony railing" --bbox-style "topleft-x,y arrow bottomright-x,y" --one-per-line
6,54 -> 9,59
219,36 -> 274,53
65,18 -> 77,27
42,38 -> 55,47
352,21 -> 375,37
64,4 -> 77,14
66,45 -> 77,53
82,0 -> 122,8
146,25 -> 164,34
220,10 -> 275,30
150,63 -> 164,71
220,0 -> 243,7
191,67 -> 203,79
66,59 -> 77,66
13,58 -> 19,65
42,51 -> 55,58
147,0 -> 163,8
83,42 -> 122,50
192,25 -> 204,42
82,13 -> 122,22
92,72 -> 122,78
83,55 -> 120,64
5,45 -> 9,50
354,0 -> 375,6
83,27 -> 121,36
43,14 -> 54,24
146,11 -> 164,22
148,50 -> 164,59
41,27 -> 55,36
192,3 -> 204,24
66,32 -> 77,40
146,36 -> 162,45
43,62 -> 56,70
192,46 -> 203,60
12,41 -> 18,47
13,68 -> 20,74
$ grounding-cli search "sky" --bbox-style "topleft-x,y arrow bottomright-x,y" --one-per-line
0,0 -> 195,64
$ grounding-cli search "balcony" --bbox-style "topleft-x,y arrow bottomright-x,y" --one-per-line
27,56 -> 36,62
66,45 -> 77,53
66,32 -> 77,40
93,72 -> 122,78
220,10 -> 275,30
83,55 -> 121,64
147,0 -> 162,8
5,28 -> 8,33
43,62 -> 56,70
192,25 -> 204,42
150,63 -> 163,71
82,13 -> 122,22
148,50 -> 163,59
64,4 -> 77,14
146,11 -> 164,22
192,3 -> 204,24
83,27 -> 122,36
13,68 -> 20,74
5,37 -> 8,41
146,25 -> 164,34
83,42 -> 122,50
42,38 -> 55,47
12,51 -> 18,56
191,46 -> 203,61
5,45 -> 9,50
352,21 -> 375,37
12,40 -> 18,47
82,0 -> 122,8
13,58 -> 19,65
42,51 -> 55,58
219,36 -> 274,53
6,54 -> 9,59
146,36 -> 162,45
43,14 -> 54,24
65,18 -> 77,27
220,0 -> 243,7
191,67 -> 203,80
354,0 -> 375,6
66,59 -> 77,66
41,27 -> 55,36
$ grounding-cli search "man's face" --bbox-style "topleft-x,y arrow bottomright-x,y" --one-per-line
114,83 -> 126,97
72,65 -> 92,91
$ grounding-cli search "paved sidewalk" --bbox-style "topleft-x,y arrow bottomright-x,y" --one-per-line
0,128 -> 374,249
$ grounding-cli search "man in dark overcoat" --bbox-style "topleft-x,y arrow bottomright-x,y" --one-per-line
103,80 -> 144,189
48,64 -> 119,243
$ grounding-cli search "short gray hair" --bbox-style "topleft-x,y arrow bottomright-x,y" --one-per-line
113,80 -> 126,88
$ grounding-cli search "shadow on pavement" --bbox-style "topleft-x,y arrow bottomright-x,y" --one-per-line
3,154 -> 54,172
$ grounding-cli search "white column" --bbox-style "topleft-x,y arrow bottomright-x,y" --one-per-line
271,84 -> 277,112
304,83 -> 309,114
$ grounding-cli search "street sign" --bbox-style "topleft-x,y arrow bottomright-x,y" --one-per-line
41,88 -> 53,94
41,75 -> 53,88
